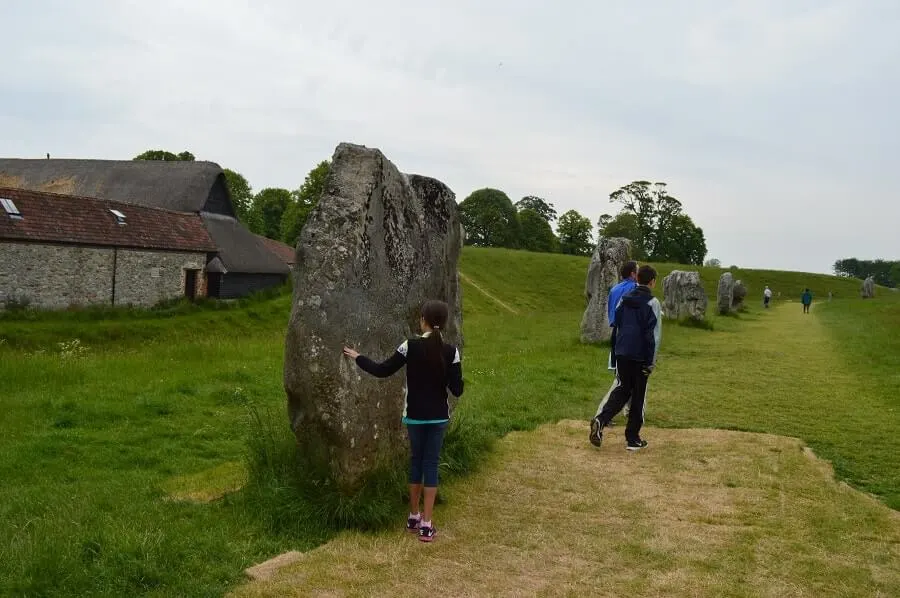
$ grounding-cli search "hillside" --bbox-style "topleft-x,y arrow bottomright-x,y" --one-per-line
459,246 -> 863,315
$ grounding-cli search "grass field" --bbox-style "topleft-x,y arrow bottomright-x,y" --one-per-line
0,247 -> 897,596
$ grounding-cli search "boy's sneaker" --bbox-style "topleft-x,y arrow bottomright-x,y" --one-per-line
406,514 -> 421,532
589,416 -> 605,447
626,439 -> 648,451
418,524 -> 436,542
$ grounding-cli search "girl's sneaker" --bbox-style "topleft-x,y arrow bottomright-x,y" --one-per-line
418,524 -> 436,542
406,514 -> 421,532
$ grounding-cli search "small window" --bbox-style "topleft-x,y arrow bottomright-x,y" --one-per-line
109,209 -> 126,225
1,197 -> 22,220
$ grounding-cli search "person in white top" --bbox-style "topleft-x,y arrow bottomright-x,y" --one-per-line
763,286 -> 772,308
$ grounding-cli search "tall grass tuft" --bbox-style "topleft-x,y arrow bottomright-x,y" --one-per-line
242,405 -> 407,534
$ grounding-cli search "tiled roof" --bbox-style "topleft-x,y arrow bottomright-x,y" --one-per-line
255,234 -> 296,266
0,187 -> 217,252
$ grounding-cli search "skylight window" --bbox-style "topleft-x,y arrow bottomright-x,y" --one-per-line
110,209 -> 126,225
1,197 -> 22,220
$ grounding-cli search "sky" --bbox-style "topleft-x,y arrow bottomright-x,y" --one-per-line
2,0 -> 898,273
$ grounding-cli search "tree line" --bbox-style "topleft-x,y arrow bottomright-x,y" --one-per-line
833,258 -> 900,287
135,150 -> 708,266
460,181 -> 707,264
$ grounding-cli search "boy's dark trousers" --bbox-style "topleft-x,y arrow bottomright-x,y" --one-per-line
597,357 -> 649,442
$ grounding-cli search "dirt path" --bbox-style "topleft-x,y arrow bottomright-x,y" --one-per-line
458,271 -> 519,314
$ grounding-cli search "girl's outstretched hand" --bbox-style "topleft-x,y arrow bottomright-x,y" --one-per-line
343,347 -> 360,360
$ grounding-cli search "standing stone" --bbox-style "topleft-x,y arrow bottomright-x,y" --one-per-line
663,270 -> 708,321
732,280 -> 747,311
284,143 -> 462,493
861,276 -> 875,299
580,237 -> 631,344
717,272 -> 734,315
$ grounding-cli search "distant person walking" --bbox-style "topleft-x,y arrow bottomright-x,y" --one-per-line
590,265 -> 662,451
343,300 -> 463,543
801,288 -> 813,313
590,260 -> 638,432
764,286 -> 773,308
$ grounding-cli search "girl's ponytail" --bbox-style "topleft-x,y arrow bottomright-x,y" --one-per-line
421,300 -> 450,379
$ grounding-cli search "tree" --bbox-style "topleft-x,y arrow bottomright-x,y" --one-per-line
656,214 -> 707,265
223,168 -> 253,223
458,188 -> 521,248
133,149 -> 195,161
557,210 -> 594,256
515,196 -> 557,222
599,212 -> 645,259
609,181 -> 683,260
518,208 -> 558,252
281,160 -> 330,246
704,258 -> 722,267
248,188 -> 292,239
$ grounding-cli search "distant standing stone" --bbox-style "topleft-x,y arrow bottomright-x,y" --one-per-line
732,280 -> 747,311
580,237 -> 631,344
663,270 -> 708,321
861,276 -> 875,299
284,142 -> 463,493
717,272 -> 734,315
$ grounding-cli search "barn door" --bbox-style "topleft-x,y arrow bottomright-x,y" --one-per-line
184,269 -> 199,300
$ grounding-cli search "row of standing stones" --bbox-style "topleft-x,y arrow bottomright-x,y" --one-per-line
579,237 -> 747,344
283,143 -> 877,495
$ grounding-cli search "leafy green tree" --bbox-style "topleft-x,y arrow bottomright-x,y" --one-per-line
655,214 -> 707,265
834,258 -> 900,287
515,196 -> 557,222
557,210 -> 594,256
518,208 -> 558,252
223,168 -> 253,223
609,181 -> 682,260
459,188 -> 521,248
599,212 -> 645,259
281,160 -> 330,246
704,258 -> 722,267
133,149 -> 194,161
249,188 -> 292,239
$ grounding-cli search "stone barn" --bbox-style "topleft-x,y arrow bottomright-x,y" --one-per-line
0,187 -> 217,308
0,158 -> 290,301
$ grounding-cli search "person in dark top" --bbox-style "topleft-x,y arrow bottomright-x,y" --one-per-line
590,265 -> 662,451
343,300 -> 463,542
801,288 -> 812,314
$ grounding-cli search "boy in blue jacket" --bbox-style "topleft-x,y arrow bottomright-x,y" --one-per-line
589,265 -> 661,451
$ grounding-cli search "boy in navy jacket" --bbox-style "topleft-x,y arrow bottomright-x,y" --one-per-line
589,265 -> 661,451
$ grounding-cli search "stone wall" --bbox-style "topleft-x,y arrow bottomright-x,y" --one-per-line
0,241 -> 206,309
114,249 -> 206,306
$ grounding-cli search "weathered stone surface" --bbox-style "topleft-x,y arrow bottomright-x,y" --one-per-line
717,272 -> 734,315
284,143 -> 462,493
580,237 -> 631,344
862,276 -> 875,299
663,270 -> 707,321
732,280 -> 747,310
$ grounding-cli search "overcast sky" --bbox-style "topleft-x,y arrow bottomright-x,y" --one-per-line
3,1 -> 898,273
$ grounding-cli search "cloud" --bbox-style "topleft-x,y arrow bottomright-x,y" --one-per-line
2,0 -> 899,272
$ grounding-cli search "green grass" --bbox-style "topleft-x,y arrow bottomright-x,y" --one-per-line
0,246 -> 894,596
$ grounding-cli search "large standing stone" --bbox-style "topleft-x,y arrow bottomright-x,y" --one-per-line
717,272 -> 734,315
284,143 -> 462,493
732,280 -> 747,311
580,237 -> 631,344
861,276 -> 875,299
663,270 -> 708,321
